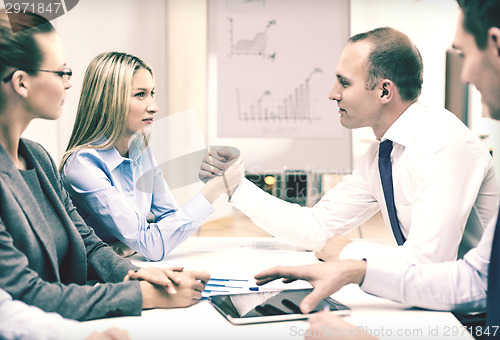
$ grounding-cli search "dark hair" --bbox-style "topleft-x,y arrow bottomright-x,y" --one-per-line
0,9 -> 55,80
349,27 -> 423,102
457,0 -> 500,50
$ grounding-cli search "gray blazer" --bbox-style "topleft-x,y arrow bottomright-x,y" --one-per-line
0,139 -> 142,321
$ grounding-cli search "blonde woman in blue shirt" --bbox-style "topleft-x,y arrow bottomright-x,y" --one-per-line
60,52 -> 242,261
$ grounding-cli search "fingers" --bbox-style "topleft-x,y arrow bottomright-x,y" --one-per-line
174,270 -> 209,290
128,269 -> 171,286
254,266 -> 301,286
127,268 -> 177,294
299,288 -> 326,314
164,269 -> 183,285
101,327 -> 131,340
200,160 -> 225,175
193,270 -> 211,284
86,327 -> 131,340
215,146 -> 240,161
192,280 -> 206,293
314,250 -> 325,262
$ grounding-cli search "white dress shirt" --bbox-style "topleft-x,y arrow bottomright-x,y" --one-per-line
230,102 -> 499,265
62,137 -> 214,261
361,209 -> 498,313
0,289 -> 92,340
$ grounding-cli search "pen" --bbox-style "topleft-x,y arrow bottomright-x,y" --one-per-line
209,278 -> 249,282
323,302 -> 330,312
222,173 -> 231,197
206,283 -> 243,289
204,289 -> 230,293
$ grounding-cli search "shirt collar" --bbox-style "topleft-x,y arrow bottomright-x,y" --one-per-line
95,135 -> 145,171
97,147 -> 125,172
381,101 -> 421,147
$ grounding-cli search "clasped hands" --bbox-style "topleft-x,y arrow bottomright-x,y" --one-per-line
124,266 -> 210,309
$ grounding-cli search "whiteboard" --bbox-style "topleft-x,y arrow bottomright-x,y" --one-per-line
207,0 -> 352,173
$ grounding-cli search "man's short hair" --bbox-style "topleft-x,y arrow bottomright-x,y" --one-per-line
457,0 -> 500,50
349,27 -> 423,102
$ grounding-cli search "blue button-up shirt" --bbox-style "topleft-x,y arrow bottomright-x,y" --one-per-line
61,138 -> 214,261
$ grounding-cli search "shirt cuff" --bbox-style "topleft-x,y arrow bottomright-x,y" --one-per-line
182,192 -> 215,226
361,256 -> 405,303
339,240 -> 402,262
229,178 -> 260,215
339,241 -> 367,260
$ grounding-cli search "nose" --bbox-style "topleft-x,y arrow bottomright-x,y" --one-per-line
147,99 -> 159,113
63,77 -> 71,90
460,66 -> 471,86
328,81 -> 341,102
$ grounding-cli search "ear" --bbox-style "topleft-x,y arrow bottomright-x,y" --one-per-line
489,27 -> 500,60
10,70 -> 29,98
378,79 -> 394,104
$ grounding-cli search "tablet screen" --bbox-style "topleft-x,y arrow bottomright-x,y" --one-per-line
209,288 -> 350,324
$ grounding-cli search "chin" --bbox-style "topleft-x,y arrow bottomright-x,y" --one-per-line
489,108 -> 500,121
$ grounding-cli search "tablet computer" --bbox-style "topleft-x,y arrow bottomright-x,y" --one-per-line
208,288 -> 350,325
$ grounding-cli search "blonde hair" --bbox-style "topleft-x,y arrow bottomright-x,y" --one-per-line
60,52 -> 153,171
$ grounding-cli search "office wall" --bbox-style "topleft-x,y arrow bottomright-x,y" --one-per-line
20,0 -> 168,162
163,0 -> 486,169
11,0 -> 499,200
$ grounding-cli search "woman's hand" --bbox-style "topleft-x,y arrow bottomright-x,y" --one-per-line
139,270 -> 210,309
200,156 -> 244,203
124,266 -> 184,294
199,146 -> 240,183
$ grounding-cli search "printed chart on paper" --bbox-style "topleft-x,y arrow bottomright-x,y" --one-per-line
213,0 -> 347,138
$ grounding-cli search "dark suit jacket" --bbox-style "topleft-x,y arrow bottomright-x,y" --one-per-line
0,139 -> 142,321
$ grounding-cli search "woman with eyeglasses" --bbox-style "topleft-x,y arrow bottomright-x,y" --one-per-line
0,9 -> 215,324
59,52 -> 243,261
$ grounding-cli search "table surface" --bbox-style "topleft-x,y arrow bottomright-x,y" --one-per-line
83,237 -> 473,340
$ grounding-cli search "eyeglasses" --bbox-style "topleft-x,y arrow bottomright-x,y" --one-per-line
2,67 -> 72,82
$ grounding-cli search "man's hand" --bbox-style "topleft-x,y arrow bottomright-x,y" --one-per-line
306,312 -> 376,340
124,266 -> 184,294
140,270 -> 210,309
254,260 -> 366,314
315,234 -> 353,262
87,327 -> 131,340
201,156 -> 244,203
199,146 -> 240,183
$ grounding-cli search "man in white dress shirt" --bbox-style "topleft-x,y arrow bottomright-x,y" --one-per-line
254,0 -> 500,338
201,27 -> 499,267
0,288 -> 130,340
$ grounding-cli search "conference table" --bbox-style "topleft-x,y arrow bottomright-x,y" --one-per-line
83,237 -> 474,340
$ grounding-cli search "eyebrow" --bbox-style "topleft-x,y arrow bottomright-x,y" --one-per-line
132,87 -> 155,91
336,74 -> 350,83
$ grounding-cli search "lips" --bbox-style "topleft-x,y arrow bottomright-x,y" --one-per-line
142,117 -> 154,122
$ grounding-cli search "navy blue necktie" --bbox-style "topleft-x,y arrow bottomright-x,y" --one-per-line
378,140 -> 406,245
486,206 -> 500,331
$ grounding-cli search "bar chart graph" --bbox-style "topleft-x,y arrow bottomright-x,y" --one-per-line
228,17 -> 276,60
236,68 -> 322,123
